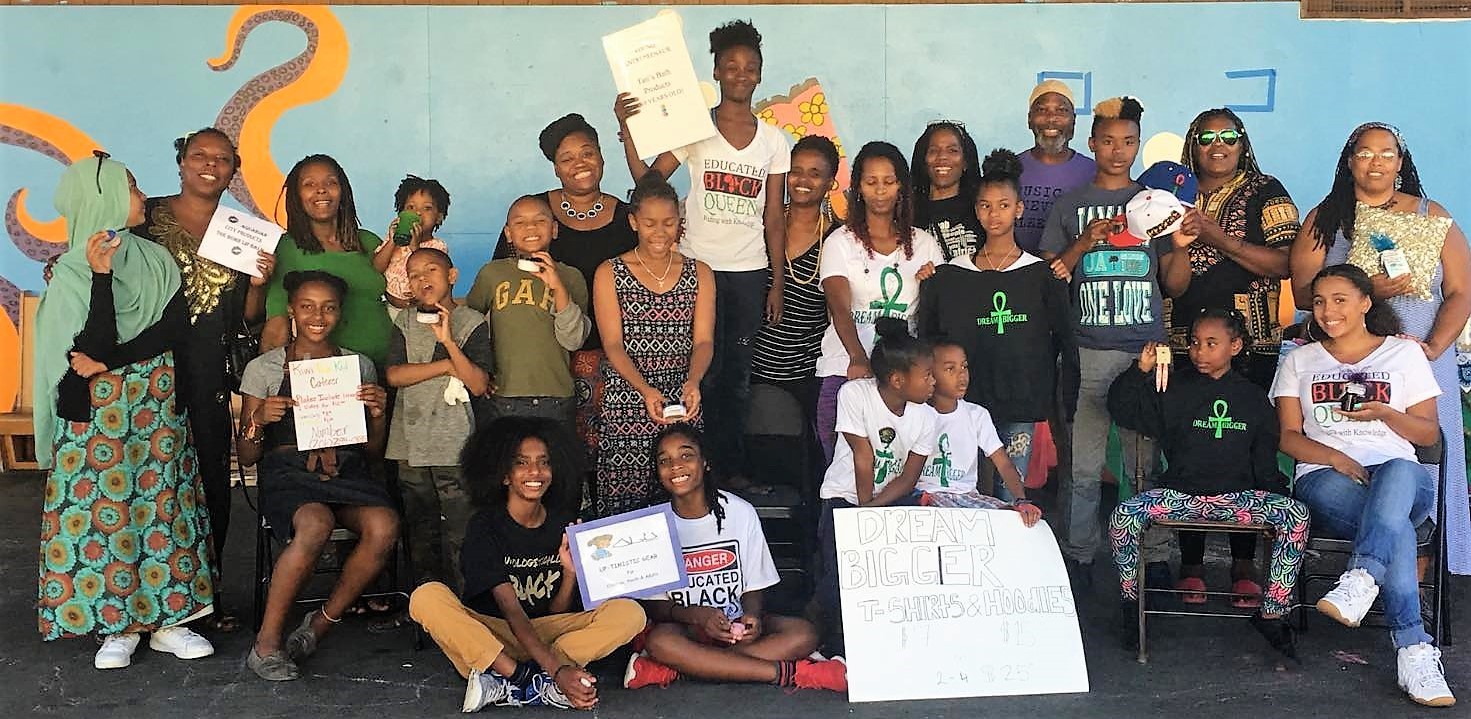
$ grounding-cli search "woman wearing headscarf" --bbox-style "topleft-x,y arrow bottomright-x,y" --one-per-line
1290,122 -> 1471,577
35,153 -> 217,670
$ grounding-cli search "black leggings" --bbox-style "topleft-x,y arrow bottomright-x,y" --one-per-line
1179,530 -> 1257,566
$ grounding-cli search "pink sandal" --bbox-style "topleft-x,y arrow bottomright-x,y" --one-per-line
1230,579 -> 1263,609
1176,577 -> 1207,604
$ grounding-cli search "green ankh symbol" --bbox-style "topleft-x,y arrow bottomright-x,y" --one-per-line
989,291 -> 1014,334
868,266 -> 909,317
933,433 -> 953,487
1207,399 -> 1233,439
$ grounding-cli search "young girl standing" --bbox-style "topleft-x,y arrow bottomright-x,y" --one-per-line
1107,309 -> 1307,658
917,341 -> 1043,526
814,319 -> 938,652
624,424 -> 848,692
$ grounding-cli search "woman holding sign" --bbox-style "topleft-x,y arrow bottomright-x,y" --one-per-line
35,153 -> 218,668
1273,265 -> 1452,706
236,270 -> 396,682
134,128 -> 275,633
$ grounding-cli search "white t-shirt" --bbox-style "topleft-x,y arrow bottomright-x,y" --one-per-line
664,492 -> 779,620
820,378 -> 939,504
1270,336 -> 1440,478
674,122 -> 792,272
918,400 -> 1004,495
815,226 -> 946,377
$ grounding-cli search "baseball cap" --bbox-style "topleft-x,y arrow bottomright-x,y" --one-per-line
1029,79 -> 1075,109
1107,189 -> 1187,248
1138,161 -> 1198,207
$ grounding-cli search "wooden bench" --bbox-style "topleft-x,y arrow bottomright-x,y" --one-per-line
0,294 -> 40,471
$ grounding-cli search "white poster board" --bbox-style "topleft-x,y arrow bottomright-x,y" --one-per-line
567,505 -> 688,608
602,10 -> 717,158
290,355 -> 367,451
834,507 -> 1089,703
197,205 -> 281,277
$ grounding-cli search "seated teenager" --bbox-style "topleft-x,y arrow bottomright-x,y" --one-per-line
624,423 -> 847,692
408,417 -> 646,712
1107,308 -> 1307,658
237,270 -> 398,681
1272,265 -> 1453,707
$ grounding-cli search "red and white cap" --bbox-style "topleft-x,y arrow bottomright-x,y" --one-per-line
1107,189 -> 1187,247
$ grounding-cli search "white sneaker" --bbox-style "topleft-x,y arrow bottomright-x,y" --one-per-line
462,669 -> 519,713
94,633 -> 141,670
1398,643 -> 1456,707
1316,568 -> 1379,627
149,626 -> 215,660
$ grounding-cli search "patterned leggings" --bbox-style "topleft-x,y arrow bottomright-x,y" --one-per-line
1109,489 -> 1310,616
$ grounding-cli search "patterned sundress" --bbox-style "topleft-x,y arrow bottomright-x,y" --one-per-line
595,256 -> 700,517
39,352 -> 215,640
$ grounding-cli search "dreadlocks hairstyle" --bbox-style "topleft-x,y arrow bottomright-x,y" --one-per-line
393,175 -> 452,229
1180,108 -> 1260,178
650,423 -> 727,532
911,121 -> 982,229
280,154 -> 364,253
846,141 -> 917,260
978,148 -> 1025,197
1308,264 -> 1403,338
709,19 -> 762,64
173,127 -> 240,168
1091,96 -> 1144,137
628,170 -> 680,216
1308,122 -> 1425,250
462,416 -> 584,514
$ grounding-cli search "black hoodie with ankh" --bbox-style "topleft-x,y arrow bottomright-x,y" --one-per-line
1107,365 -> 1288,496
916,255 -> 1077,423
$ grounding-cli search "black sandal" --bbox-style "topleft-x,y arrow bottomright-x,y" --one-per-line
1249,614 -> 1299,662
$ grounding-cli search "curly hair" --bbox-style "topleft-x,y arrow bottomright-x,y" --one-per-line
709,19 -> 762,63
462,416 -> 584,515
792,134 -> 840,180
978,147 -> 1024,196
1308,123 -> 1424,251
279,154 -> 364,254
1091,96 -> 1144,137
393,175 -> 451,228
846,141 -> 917,260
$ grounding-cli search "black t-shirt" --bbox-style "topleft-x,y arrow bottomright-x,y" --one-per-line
918,194 -> 984,261
492,194 -> 638,351
460,505 -> 574,619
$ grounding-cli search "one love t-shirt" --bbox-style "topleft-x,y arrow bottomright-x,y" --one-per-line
674,121 -> 792,272
1270,336 -> 1440,479
820,378 -> 939,505
664,491 -> 779,620
815,226 -> 945,377
917,400 -> 1005,495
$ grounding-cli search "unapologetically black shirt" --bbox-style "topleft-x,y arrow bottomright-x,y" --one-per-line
460,505 -> 575,618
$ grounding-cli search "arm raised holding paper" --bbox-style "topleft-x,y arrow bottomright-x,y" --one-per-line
614,93 -> 682,183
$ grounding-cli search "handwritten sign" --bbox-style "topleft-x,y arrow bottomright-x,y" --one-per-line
567,505 -> 687,608
197,205 -> 281,277
289,355 -> 367,451
602,10 -> 717,159
834,507 -> 1088,702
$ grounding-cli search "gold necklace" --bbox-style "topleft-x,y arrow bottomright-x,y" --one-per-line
633,247 -> 675,289
979,245 -> 1019,272
784,210 -> 827,285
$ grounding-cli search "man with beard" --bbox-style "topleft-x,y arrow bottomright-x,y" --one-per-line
1016,80 -> 1096,254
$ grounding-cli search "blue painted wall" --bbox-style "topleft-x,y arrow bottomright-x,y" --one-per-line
2,3 -> 1468,295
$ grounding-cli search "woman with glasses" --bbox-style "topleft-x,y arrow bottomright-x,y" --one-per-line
1173,109 -> 1301,390
1290,123 -> 1471,580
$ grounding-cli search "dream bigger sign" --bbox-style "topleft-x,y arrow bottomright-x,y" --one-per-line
834,507 -> 1088,702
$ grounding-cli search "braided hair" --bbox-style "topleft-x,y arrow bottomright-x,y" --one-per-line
1180,108 -> 1261,177
1308,123 -> 1425,250
650,423 -> 726,532
911,121 -> 982,229
978,148 -> 1025,196
280,154 -> 364,253
1191,306 -> 1250,371
846,141 -> 917,260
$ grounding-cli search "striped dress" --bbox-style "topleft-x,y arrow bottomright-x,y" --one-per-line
751,227 -> 834,382
596,256 -> 700,517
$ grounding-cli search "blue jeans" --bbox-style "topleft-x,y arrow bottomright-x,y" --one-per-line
1294,459 -> 1435,648
990,421 -> 1036,502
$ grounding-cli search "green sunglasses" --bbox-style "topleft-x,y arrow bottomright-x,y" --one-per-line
1196,129 -> 1244,146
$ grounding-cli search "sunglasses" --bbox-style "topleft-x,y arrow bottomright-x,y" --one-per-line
1195,130 -> 1244,147
1353,149 -> 1400,162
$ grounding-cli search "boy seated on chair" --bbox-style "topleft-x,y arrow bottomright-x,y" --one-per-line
385,247 -> 494,592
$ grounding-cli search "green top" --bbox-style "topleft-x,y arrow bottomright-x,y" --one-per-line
266,229 -> 392,369
465,259 -> 591,398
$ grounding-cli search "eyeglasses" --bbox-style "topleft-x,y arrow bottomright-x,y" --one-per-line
92,149 -> 111,193
1195,130 -> 1243,147
1352,149 -> 1400,162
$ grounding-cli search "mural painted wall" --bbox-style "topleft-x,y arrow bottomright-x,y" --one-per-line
3,3 -> 1470,409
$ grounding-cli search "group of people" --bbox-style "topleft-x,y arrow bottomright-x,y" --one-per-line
31,16 -> 1468,712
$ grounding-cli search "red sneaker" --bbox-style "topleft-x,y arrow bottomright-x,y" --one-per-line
624,653 -> 679,689
793,658 -> 848,692
1230,579 -> 1263,609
